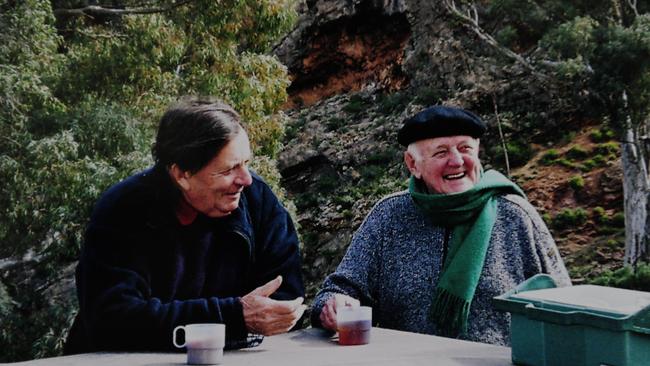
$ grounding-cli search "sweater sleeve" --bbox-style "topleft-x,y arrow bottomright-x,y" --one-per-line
310,204 -> 381,329
501,194 -> 572,287
528,205 -> 572,287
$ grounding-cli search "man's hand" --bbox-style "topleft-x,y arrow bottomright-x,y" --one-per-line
240,276 -> 306,336
319,293 -> 360,331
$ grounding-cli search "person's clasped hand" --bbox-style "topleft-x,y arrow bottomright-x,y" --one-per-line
240,275 -> 307,336
319,293 -> 360,331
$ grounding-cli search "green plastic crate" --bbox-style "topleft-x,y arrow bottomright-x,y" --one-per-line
493,274 -> 650,366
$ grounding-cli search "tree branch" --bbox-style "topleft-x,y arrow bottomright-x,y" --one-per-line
53,0 -> 193,17
441,0 -> 548,80
492,94 -> 510,176
627,0 -> 639,17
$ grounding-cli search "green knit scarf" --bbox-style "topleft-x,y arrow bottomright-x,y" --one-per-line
409,169 -> 525,338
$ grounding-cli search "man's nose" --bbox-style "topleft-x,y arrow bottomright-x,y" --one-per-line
236,167 -> 253,187
448,150 -> 463,166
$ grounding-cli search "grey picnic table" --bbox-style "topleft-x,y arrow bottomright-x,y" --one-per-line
8,327 -> 513,366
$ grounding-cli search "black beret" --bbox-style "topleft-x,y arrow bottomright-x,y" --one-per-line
397,106 -> 487,146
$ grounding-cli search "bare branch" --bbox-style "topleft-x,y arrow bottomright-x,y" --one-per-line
441,0 -> 548,80
73,27 -> 129,39
492,94 -> 510,176
53,0 -> 193,17
627,0 -> 639,17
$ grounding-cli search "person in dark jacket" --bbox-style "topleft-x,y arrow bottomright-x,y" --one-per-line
65,97 -> 306,354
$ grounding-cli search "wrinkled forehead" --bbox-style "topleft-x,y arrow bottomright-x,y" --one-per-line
417,135 -> 479,150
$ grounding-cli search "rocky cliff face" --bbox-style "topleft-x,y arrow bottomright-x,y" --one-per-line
274,0 -> 624,298
275,0 -> 410,107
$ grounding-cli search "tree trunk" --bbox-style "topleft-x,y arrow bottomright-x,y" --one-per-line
621,125 -> 650,265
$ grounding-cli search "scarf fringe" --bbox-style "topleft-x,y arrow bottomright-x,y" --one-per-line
430,288 -> 470,338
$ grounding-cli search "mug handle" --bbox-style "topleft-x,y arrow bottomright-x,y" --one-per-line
172,325 -> 186,348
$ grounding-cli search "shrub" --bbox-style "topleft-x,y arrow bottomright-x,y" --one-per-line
326,117 -> 347,131
590,127 -> 616,142
566,145 -> 589,160
495,25 -> 519,47
595,142 -> 619,156
568,174 -> 585,190
343,95 -> 370,115
552,207 -> 588,230
590,263 -> 650,291
589,129 -> 604,142
592,206 -> 607,223
611,212 -> 625,227
377,92 -> 410,114
540,149 -> 560,165
556,158 -> 578,169
316,172 -> 340,192
493,139 -> 534,168
414,85 -> 448,106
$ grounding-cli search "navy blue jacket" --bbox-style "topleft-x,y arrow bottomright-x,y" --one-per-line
65,166 -> 304,353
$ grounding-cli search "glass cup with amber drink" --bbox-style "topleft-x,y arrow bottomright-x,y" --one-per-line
336,306 -> 372,345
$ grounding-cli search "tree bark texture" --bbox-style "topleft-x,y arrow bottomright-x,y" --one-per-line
622,126 -> 650,265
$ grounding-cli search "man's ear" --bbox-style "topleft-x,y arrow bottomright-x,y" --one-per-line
404,150 -> 421,179
169,164 -> 191,191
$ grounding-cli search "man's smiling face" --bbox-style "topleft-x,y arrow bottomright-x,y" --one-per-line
175,131 -> 253,217
405,135 -> 481,194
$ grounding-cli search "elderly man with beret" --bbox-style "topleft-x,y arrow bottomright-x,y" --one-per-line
310,105 -> 571,346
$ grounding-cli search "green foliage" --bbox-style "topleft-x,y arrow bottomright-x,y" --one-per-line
540,16 -> 598,60
485,0 -> 650,147
58,14 -> 183,110
326,117 -> 347,131
552,207 -> 588,230
589,127 -> 615,142
495,25 -> 518,48
56,1 -> 295,157
377,91 -> 410,114
284,115 -> 306,141
0,103 -> 152,261
0,0 -> 65,146
492,139 -> 534,168
486,0 -> 550,46
538,12 -> 650,126
594,141 -> 619,156
566,145 -> 589,160
555,158 -> 577,169
581,154 -> 608,170
540,149 -> 560,164
315,172 -> 341,193
414,85 -> 448,106
590,263 -> 650,291
343,94 -> 371,115
592,206 -> 607,223
1,285 -> 77,361
568,174 -> 585,190
611,212 -> 625,227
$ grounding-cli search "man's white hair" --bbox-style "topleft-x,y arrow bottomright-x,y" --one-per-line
406,142 -> 422,160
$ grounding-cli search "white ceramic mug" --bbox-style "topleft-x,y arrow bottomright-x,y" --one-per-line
173,323 -> 226,365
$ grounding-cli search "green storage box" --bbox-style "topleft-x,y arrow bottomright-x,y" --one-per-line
493,274 -> 650,366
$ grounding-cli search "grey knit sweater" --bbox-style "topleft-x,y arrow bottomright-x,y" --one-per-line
310,190 -> 571,346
